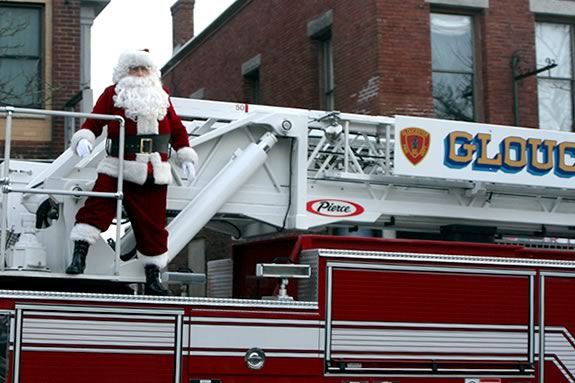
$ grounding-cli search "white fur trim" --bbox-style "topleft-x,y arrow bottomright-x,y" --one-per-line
97,153 -> 173,185
70,223 -> 101,245
138,251 -> 169,269
97,157 -> 148,185
176,147 -> 199,166
113,50 -> 160,83
137,115 -> 159,135
143,153 -> 172,184
153,162 -> 172,184
70,129 -> 96,153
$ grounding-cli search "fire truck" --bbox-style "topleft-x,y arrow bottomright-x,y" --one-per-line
1,98 -> 575,383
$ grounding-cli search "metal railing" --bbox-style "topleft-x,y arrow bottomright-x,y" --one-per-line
306,120 -> 393,179
0,106 -> 126,275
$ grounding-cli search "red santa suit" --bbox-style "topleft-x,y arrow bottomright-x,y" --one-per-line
69,50 -> 197,269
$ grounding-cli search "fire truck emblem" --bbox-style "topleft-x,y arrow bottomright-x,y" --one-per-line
400,127 -> 430,165
307,199 -> 365,217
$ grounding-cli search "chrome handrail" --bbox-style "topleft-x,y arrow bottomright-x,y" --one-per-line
0,106 -> 126,275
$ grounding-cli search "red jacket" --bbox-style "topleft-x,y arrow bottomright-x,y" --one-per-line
70,85 -> 198,185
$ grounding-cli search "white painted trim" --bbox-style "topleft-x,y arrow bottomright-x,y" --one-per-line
327,259 -> 535,276
187,317 -> 323,326
426,0 -> 489,8
23,311 -> 177,320
190,324 -> 321,350
22,346 -> 173,354
332,320 -> 527,330
331,353 -> 524,361
531,0 -> 575,16
17,304 -> 183,316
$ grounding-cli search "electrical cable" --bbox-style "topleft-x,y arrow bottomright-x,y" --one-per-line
279,137 -> 295,232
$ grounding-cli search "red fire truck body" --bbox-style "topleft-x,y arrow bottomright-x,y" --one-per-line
1,235 -> 574,383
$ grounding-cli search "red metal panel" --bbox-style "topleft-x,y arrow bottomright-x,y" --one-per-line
188,356 -> 322,377
327,266 -> 532,376
542,275 -> 575,382
18,352 -> 175,383
300,234 -> 525,257
331,268 -> 528,324
300,234 -> 575,261
544,276 -> 575,332
542,364 -> 571,383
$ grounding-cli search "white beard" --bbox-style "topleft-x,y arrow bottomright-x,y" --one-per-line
113,75 -> 170,134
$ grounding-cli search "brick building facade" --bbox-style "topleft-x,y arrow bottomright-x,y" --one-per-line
0,0 -> 108,159
163,0 -> 575,131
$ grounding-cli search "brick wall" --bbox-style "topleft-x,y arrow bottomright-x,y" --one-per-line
481,0 -> 537,127
163,0 -> 382,114
376,0 -> 434,117
50,0 -> 81,157
163,0 -> 543,126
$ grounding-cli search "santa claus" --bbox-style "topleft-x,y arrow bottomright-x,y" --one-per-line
66,49 -> 198,296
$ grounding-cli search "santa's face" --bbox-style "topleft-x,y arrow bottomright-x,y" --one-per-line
128,66 -> 150,77
113,71 -> 170,134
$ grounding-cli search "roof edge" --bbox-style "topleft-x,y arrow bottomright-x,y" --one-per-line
80,0 -> 110,17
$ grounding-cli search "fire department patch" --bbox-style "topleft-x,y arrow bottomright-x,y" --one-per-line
400,127 -> 430,165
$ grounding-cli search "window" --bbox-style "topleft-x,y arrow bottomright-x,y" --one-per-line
307,10 -> 334,111
320,35 -> 335,110
244,69 -> 261,104
0,5 -> 42,108
242,54 -> 261,104
431,13 -> 476,121
536,22 -> 573,131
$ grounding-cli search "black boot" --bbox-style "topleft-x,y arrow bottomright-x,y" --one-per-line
144,264 -> 170,296
66,240 -> 90,274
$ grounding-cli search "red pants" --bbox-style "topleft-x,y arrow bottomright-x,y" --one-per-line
75,174 -> 168,256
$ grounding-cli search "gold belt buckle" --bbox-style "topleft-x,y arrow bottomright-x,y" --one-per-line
139,138 -> 153,153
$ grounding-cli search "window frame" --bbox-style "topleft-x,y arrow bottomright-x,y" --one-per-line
243,68 -> 261,104
307,9 -> 335,111
0,3 -> 44,109
430,9 -> 482,122
535,18 -> 575,132
320,35 -> 335,111
241,53 -> 262,104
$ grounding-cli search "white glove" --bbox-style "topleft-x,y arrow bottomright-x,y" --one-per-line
182,161 -> 196,185
76,139 -> 93,158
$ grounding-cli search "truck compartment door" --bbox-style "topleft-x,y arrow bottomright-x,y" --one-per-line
11,303 -> 184,383
539,272 -> 575,383
325,262 -> 535,377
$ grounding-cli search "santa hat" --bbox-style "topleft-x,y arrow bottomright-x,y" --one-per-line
112,49 -> 161,83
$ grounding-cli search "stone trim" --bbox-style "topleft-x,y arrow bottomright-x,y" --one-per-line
307,9 -> 333,38
425,0 -> 489,9
241,54 -> 261,76
530,0 -> 575,16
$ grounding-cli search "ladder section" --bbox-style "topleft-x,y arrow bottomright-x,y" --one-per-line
171,98 -> 575,238
302,111 -> 575,238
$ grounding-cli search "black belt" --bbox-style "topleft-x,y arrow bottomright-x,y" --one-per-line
106,134 -> 170,156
